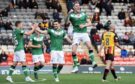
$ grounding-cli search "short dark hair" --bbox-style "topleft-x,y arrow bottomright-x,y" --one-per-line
15,21 -> 22,27
73,1 -> 80,7
53,19 -> 61,23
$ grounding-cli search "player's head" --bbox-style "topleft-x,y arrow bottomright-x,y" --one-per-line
33,23 -> 40,34
73,2 -> 81,13
53,19 -> 61,30
109,24 -> 115,32
15,21 -> 23,28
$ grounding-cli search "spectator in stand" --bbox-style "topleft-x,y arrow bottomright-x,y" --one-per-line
0,19 -> 5,30
127,48 -> 134,57
29,0 -> 38,9
102,0 -> 113,16
18,0 -> 24,9
5,19 -> 13,30
41,10 -> 50,20
90,29 -> 99,53
35,9 -> 49,19
9,0 -> 18,8
66,0 -> 74,12
0,7 -> 9,17
93,32 -> 100,43
124,13 -> 133,27
53,9 -> 61,22
118,8 -> 126,20
92,8 -> 100,23
131,3 -> 135,16
129,31 -> 135,42
123,32 -> 130,44
39,19 -> 49,30
18,0 -> 29,9
95,0 -> 104,14
56,2 -> 62,12
0,50 -> 8,63
45,0 -> 52,9
52,0 -> 59,9
35,9 -> 42,19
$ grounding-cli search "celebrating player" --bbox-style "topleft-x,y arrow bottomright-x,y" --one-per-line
28,24 -> 46,80
6,21 -> 35,83
65,2 -> 97,73
98,24 -> 122,82
37,20 -> 72,82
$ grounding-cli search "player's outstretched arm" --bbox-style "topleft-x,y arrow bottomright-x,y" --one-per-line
65,9 -> 73,27
115,42 -> 122,50
98,44 -> 104,56
24,24 -> 37,35
36,28 -> 48,34
98,44 -> 106,64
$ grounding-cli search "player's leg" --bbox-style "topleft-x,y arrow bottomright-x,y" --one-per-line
110,61 -> 120,81
57,51 -> 65,74
102,60 -> 111,82
84,33 -> 97,68
71,33 -> 80,73
57,64 -> 63,74
72,44 -> 80,73
6,61 -> 18,83
51,51 -> 59,82
102,54 -> 112,81
18,50 -> 34,82
33,55 -> 44,79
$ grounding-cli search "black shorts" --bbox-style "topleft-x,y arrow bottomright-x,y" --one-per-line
105,54 -> 114,61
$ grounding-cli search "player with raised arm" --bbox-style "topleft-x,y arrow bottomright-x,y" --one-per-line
37,20 -> 72,82
6,21 -> 35,83
65,2 -> 97,73
98,24 -> 122,82
28,25 -> 46,80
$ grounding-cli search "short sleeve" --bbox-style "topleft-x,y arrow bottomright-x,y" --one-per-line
47,29 -> 52,35
101,33 -> 104,44
20,30 -> 24,34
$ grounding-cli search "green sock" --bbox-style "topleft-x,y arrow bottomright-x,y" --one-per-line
34,65 -> 44,71
52,66 -> 58,78
22,66 -> 29,77
34,66 -> 39,71
72,53 -> 79,68
8,65 -> 16,76
89,50 -> 96,64
57,65 -> 63,74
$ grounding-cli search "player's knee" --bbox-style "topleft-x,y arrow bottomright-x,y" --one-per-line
11,65 -> 16,69
34,62 -> 40,66
59,64 -> 63,67
89,50 -> 93,53
72,52 -> 76,57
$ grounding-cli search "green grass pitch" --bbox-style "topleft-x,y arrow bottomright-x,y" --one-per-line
0,74 -> 135,84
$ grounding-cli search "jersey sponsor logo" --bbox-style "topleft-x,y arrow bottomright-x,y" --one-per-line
51,30 -> 64,36
71,13 -> 85,19
33,36 -> 43,41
